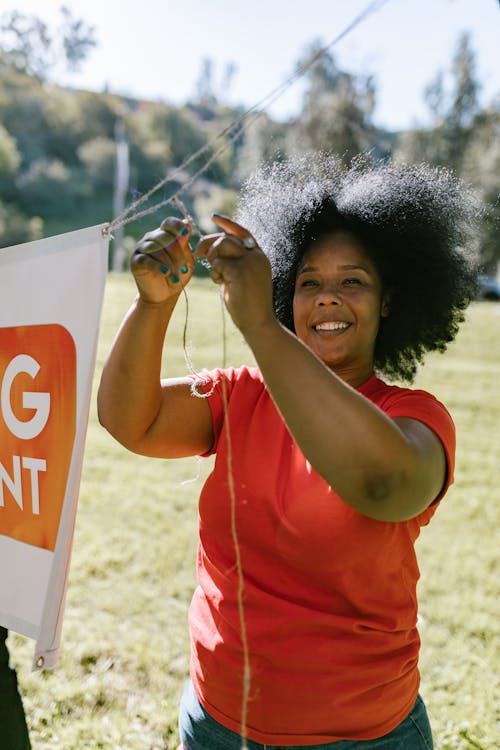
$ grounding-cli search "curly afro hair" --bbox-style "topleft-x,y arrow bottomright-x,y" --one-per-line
236,153 -> 481,382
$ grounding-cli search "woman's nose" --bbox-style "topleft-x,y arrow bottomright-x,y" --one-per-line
315,287 -> 340,305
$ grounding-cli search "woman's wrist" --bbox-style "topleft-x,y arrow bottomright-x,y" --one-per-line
135,292 -> 180,310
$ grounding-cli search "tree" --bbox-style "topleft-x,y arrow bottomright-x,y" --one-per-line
395,33 -> 481,171
461,104 -> 500,270
59,5 -> 97,72
394,33 -> 499,268
441,32 -> 480,169
77,136 -> 117,189
15,157 -> 74,216
0,74 -> 50,168
235,113 -> 288,181
190,57 -> 238,117
447,32 -> 480,130
0,199 -> 42,248
194,58 -> 216,106
0,6 -> 96,80
0,123 -> 20,177
288,42 -> 377,162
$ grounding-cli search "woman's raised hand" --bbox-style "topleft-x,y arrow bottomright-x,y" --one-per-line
131,217 -> 194,304
195,213 -> 275,336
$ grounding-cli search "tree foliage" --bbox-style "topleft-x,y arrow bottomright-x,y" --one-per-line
0,6 -> 96,79
461,105 -> 500,268
0,62 -> 242,250
0,199 -> 42,246
0,122 -> 20,176
394,33 -> 499,269
288,42 -> 377,162
0,24 -> 497,270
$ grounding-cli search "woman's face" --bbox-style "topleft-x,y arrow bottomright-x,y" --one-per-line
292,232 -> 389,385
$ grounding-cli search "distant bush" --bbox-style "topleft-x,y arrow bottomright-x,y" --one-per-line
0,198 -> 42,247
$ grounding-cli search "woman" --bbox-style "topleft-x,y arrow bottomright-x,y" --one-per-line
97,154 -> 479,749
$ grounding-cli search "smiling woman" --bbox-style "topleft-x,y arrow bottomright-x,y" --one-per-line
98,151 -> 481,749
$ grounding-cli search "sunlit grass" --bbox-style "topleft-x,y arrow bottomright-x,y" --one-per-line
10,275 -> 500,749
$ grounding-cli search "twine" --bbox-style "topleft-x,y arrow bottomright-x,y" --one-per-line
104,3 -> 392,746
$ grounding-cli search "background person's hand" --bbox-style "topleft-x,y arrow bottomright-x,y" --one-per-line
131,217 -> 194,303
195,213 -> 275,335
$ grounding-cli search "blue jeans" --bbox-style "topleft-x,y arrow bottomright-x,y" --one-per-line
179,679 -> 434,749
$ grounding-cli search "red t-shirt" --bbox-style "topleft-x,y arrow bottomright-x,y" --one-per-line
188,367 -> 455,744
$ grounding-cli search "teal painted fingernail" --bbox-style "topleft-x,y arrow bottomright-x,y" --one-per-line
160,265 -> 168,274
171,273 -> 179,283
180,265 -> 188,274
180,227 -> 189,236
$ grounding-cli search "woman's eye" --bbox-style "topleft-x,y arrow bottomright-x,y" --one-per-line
343,278 -> 361,286
301,279 -> 318,287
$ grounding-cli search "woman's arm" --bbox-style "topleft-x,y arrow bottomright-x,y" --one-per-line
97,218 -> 213,458
243,318 -> 446,521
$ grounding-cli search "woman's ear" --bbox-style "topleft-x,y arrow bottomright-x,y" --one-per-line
381,292 -> 391,318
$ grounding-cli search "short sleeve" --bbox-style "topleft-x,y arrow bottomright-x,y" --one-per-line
384,389 -> 455,496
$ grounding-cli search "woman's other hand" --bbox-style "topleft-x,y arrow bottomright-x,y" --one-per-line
195,213 -> 275,335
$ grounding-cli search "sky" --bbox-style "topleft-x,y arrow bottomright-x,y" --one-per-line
2,0 -> 499,131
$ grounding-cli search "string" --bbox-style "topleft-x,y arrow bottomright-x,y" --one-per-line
104,3 -> 393,746
107,112 -> 261,232
176,276 -> 251,749
180,285 -> 217,399
219,294 -> 252,750
106,0 -> 390,234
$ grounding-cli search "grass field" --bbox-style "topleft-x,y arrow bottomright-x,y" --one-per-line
10,273 -> 500,749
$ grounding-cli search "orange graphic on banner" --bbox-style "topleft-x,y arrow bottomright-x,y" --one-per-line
0,325 -> 76,551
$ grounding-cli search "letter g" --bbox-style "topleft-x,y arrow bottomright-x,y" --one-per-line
1,354 -> 50,439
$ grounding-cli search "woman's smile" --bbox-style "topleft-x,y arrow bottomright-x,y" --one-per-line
313,320 -> 351,333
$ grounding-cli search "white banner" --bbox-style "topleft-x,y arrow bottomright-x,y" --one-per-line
0,225 -> 109,669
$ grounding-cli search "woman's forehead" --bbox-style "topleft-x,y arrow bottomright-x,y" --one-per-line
299,231 -> 374,271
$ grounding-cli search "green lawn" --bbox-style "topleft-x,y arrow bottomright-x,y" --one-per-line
10,274 -> 500,749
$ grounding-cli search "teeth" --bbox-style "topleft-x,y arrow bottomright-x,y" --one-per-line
315,321 -> 349,331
